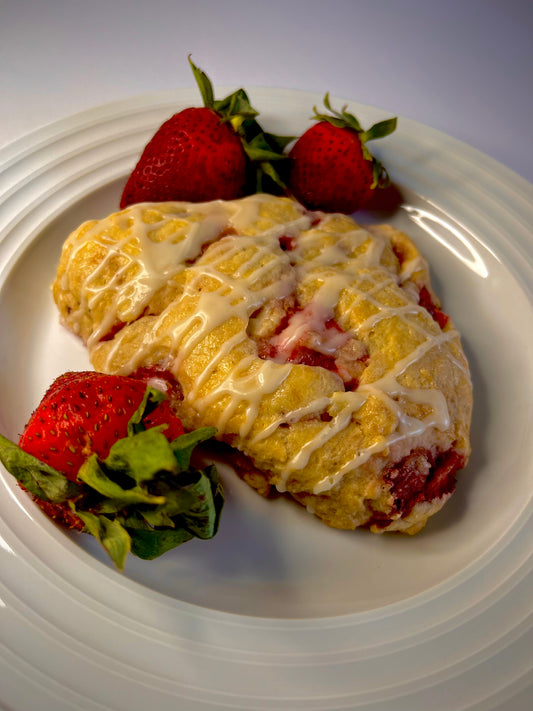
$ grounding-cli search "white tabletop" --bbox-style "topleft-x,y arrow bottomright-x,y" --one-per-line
1,0 -> 532,184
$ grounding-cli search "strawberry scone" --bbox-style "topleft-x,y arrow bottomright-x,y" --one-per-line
52,194 -> 472,534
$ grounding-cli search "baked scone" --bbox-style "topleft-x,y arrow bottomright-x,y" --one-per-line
53,194 -> 472,534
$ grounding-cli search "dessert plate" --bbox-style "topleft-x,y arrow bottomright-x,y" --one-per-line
0,88 -> 532,710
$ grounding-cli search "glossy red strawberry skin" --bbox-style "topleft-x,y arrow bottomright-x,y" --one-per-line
120,107 -> 247,208
19,371 -> 183,483
288,121 -> 375,214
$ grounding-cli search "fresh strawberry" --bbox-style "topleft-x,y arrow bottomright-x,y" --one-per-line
18,370 -> 183,482
287,94 -> 397,214
120,57 -> 292,208
0,370 -> 223,568
120,106 -> 247,207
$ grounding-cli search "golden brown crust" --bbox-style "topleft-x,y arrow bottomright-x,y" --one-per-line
53,195 -> 473,534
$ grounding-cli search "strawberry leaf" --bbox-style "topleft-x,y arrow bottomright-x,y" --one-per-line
0,432 -> 82,503
140,506 -> 177,528
240,122 -> 295,192
74,508 -> 131,570
263,131 -> 295,153
139,477 -> 204,524
78,455 -> 167,509
313,93 -> 364,132
313,93 -> 397,151
213,89 -> 259,123
127,386 -> 167,436
362,117 -> 398,142
170,426 -> 217,469
190,55 -> 258,122
244,132 -> 292,162
129,527 -> 194,560
371,157 -> 390,189
102,427 -> 179,483
75,442 -> 224,567
174,464 -> 223,539
188,55 -> 215,109
255,161 -> 288,192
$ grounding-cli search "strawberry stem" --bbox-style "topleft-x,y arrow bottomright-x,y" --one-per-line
312,93 -> 397,190
188,55 -> 215,109
188,56 -> 294,193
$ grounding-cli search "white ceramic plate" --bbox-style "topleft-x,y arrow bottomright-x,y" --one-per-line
0,88 -> 532,711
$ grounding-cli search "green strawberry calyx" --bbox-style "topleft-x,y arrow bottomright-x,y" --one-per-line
312,93 -> 398,189
189,55 -> 294,192
0,386 -> 223,570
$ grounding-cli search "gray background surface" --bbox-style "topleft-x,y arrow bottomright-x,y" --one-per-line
1,0 -> 532,182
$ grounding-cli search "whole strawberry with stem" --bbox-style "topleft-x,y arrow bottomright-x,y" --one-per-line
120,57 -> 292,208
288,94 -> 397,214
0,370 -> 223,568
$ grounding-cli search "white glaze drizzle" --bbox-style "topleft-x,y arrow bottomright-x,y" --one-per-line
58,194 -> 467,494
308,331 -> 454,494
63,202 -> 230,348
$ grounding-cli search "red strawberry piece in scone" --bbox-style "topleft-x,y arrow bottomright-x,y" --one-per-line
288,94 -> 397,214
